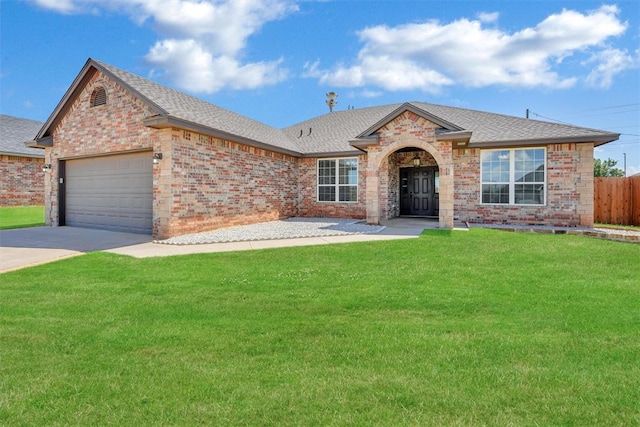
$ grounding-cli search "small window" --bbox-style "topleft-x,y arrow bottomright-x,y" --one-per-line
90,87 -> 107,107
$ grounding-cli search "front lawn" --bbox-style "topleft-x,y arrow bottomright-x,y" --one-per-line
0,206 -> 44,229
1,229 -> 638,425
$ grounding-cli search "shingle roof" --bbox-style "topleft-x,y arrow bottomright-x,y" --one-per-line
283,105 -> 400,155
0,115 -> 44,157
35,58 -> 618,156
93,60 -> 302,154
283,102 -> 618,154
411,102 -> 617,145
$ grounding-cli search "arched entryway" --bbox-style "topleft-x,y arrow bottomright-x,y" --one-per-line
399,155 -> 440,217
365,137 -> 454,229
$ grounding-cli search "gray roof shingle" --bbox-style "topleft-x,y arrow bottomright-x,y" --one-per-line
411,102 -> 617,144
0,115 -> 44,157
283,105 -> 400,155
94,60 -> 302,154
37,59 -> 618,156
283,102 -> 618,154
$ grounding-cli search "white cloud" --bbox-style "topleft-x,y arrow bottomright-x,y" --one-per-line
477,12 -> 499,24
29,0 -> 79,14
358,89 -> 384,99
313,5 -> 632,92
584,48 -> 639,88
146,39 -> 287,93
29,0 -> 298,93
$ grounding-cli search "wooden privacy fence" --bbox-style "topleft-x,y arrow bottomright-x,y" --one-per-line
594,176 -> 640,226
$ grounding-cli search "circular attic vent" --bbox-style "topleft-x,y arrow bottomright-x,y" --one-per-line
90,87 -> 107,107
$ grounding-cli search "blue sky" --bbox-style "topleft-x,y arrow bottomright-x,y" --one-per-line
1,0 -> 638,174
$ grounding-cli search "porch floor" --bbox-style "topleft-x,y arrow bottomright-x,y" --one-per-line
378,217 -> 468,235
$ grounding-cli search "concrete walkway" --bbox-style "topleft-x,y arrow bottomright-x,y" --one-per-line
0,218 -> 439,273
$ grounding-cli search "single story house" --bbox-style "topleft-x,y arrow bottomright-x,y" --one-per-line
1,115 -> 45,206
29,58 -> 619,238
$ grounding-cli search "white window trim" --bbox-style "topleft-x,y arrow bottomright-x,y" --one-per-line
317,158 -> 359,203
480,147 -> 547,206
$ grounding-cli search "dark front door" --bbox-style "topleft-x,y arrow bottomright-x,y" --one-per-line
400,167 -> 439,216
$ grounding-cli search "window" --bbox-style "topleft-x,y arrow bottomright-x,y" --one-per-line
90,87 -> 107,107
481,148 -> 545,205
318,158 -> 358,202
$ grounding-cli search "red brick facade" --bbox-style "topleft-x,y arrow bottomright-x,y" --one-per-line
44,70 -> 161,229
0,155 -> 44,206
154,128 -> 299,238
360,112 -> 594,228
297,157 -> 367,219
43,70 -> 597,238
452,143 -> 594,226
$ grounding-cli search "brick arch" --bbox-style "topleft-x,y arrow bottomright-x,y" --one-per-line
373,137 -> 446,169
366,137 -> 454,229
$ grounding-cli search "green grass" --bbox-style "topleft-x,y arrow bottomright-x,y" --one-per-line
1,229 -> 639,425
0,206 -> 44,229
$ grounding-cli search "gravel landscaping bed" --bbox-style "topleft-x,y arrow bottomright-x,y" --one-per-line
156,218 -> 386,245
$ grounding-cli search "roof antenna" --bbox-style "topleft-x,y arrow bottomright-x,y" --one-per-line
326,92 -> 338,112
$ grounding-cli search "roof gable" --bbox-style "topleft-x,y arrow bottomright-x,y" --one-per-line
35,58 -> 302,155
35,60 -> 165,142
356,102 -> 463,138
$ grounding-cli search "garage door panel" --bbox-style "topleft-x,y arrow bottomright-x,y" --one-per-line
65,152 -> 153,234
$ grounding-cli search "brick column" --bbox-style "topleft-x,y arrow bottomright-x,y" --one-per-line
153,128 -> 173,239
43,149 -> 55,226
366,160 -> 380,224
438,165 -> 454,229
576,143 -> 594,227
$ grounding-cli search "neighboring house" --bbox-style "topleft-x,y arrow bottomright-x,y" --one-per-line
29,58 -> 619,238
0,115 -> 45,206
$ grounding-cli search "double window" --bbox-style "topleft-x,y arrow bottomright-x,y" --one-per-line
318,158 -> 358,202
481,148 -> 546,205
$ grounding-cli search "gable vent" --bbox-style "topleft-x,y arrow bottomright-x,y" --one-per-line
90,87 -> 107,107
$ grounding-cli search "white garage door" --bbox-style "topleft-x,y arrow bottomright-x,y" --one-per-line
65,152 -> 153,234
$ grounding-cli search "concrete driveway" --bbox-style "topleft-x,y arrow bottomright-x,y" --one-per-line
0,226 -> 152,273
1,218 -> 439,273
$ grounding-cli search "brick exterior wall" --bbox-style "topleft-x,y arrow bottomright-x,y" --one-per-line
0,155 -> 44,206
371,112 -> 452,225
44,70 -> 161,227
44,70 -> 597,236
452,143 -> 594,227
44,69 -> 303,239
361,111 -> 592,228
297,156 -> 367,219
154,128 -> 299,238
